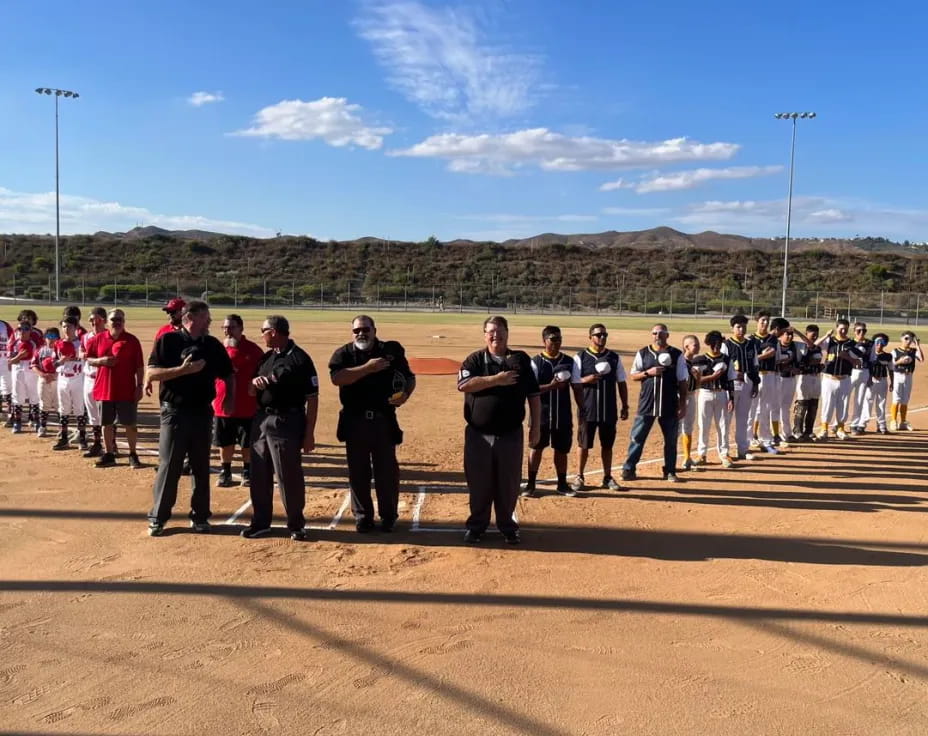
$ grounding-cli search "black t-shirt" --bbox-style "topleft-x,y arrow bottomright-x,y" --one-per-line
149,329 -> 233,408
458,349 -> 540,434
255,340 -> 319,411
328,339 -> 415,413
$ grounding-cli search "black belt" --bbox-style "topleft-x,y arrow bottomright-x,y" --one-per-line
260,406 -> 304,415
161,401 -> 212,412
346,409 -> 389,420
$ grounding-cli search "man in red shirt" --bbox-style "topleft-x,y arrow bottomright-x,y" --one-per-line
156,298 -> 186,341
213,314 -> 264,487
84,308 -> 145,468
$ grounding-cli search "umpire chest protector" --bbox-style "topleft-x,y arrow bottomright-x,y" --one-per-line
636,346 -> 682,418
577,348 -> 622,423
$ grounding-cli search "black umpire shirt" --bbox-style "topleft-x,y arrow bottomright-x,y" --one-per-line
458,349 -> 540,434
255,340 -> 319,411
328,339 -> 415,413
149,329 -> 233,408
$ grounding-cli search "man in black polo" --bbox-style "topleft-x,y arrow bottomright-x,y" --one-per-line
621,323 -> 689,482
329,315 -> 416,533
241,315 -> 319,541
146,300 -> 234,536
458,315 -> 540,545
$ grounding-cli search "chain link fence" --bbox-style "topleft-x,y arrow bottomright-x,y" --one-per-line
1,275 -> 924,325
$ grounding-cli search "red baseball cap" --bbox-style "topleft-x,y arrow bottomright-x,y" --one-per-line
163,298 -> 186,313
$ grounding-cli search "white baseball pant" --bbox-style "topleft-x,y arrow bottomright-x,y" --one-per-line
57,375 -> 84,417
0,362 -> 11,396
777,375 -> 797,439
819,375 -> 851,429
753,372 -> 777,444
83,371 -> 101,426
731,380 -> 753,455
680,393 -> 697,436
11,364 -> 38,406
39,377 -> 58,413
893,373 -> 913,405
796,373 -> 821,401
697,389 -> 730,459
870,378 -> 889,430
849,368 -> 872,429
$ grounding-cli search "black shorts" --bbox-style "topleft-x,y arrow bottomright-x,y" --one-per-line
577,420 -> 616,450
529,424 -> 572,454
213,416 -> 254,449
100,400 -> 138,426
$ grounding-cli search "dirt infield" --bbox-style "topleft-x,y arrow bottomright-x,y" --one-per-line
2,311 -> 927,735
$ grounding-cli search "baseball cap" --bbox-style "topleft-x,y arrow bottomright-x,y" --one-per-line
163,297 -> 186,313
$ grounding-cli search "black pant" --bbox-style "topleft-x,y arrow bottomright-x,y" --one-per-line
249,409 -> 306,531
792,398 -> 819,437
149,405 -> 213,524
463,425 -> 522,534
344,413 -> 400,523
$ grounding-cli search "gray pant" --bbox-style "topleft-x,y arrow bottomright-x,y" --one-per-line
463,424 -> 522,534
149,405 -> 213,524
249,409 -> 306,531
344,413 -> 400,523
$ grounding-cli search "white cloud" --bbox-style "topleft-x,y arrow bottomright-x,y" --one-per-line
456,213 -> 598,224
391,129 -> 740,175
0,186 -> 275,237
232,97 -> 392,149
600,165 -> 782,193
188,91 -> 225,107
355,0 -> 542,120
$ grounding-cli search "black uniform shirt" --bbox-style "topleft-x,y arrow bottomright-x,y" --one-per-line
149,329 -> 233,408
255,340 -> 319,410
458,349 -> 540,434
328,339 -> 415,413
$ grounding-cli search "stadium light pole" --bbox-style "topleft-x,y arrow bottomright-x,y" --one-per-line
774,111 -> 816,318
35,87 -> 80,302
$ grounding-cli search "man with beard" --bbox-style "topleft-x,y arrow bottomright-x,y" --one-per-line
458,316 -> 540,545
146,300 -> 234,536
214,314 -> 265,487
329,315 -> 416,532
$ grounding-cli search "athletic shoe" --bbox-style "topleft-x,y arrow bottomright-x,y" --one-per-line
815,432 -> 829,441
503,531 -> 521,545
836,429 -> 849,441
851,427 -> 865,436
519,482 -> 537,498
570,475 -> 585,492
356,519 -> 375,533
620,469 -> 637,482
763,444 -> 780,455
36,426 -> 47,438
664,472 -> 682,483
128,453 -> 142,469
900,422 -> 914,431
889,421 -> 898,431
147,522 -> 164,537
721,457 -> 734,469
241,467 -> 251,483
77,439 -> 89,452
217,469 -> 235,488
240,525 -> 272,539
2,416 -> 13,428
83,442 -> 103,458
380,519 -> 396,533
602,476 -> 622,491
681,458 -> 693,471
749,439 -> 761,450
694,455 -> 707,467
11,423 -> 21,434
556,482 -> 577,497
95,452 -> 117,468
772,435 -> 782,446
779,440 -> 790,449
290,528 -> 308,541
878,427 -> 889,435
463,529 -> 483,544
52,436 -> 69,451
189,520 -> 211,533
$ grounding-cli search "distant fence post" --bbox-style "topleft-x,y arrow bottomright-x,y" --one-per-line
80,276 -> 85,306
750,289 -> 755,316
916,294 -> 921,327
263,279 -> 267,309
880,290 -> 885,325
693,287 -> 698,315
459,283 -> 464,313
847,292 -> 852,320
11,273 -> 15,305
669,286 -> 674,317
403,285 -> 407,312
291,281 -> 295,307
145,278 -> 149,307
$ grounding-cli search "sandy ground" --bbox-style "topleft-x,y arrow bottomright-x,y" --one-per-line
2,314 -> 928,736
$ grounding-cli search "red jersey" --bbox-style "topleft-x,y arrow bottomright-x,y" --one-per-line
8,335 -> 35,366
31,344 -> 57,376
213,337 -> 265,418
155,324 -> 180,342
85,330 -> 144,402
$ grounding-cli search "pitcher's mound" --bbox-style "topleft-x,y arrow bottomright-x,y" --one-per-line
408,357 -> 459,375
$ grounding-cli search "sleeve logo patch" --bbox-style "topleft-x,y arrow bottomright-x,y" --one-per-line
460,369 -> 470,379
311,376 -> 319,386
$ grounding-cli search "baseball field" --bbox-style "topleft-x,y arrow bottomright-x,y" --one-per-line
1,307 -> 927,736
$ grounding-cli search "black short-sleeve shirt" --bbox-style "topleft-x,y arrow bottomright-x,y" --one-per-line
149,329 -> 233,408
458,349 -> 540,434
328,339 -> 415,413
255,340 -> 319,411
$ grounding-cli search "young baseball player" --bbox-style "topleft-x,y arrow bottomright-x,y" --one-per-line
17,309 -> 43,431
679,335 -> 701,471
773,323 -> 802,448
749,311 -> 780,453
695,331 -> 735,468
816,318 -> 860,440
53,316 -> 86,450
723,315 -> 759,460
792,324 -> 823,441
32,327 -> 60,438
522,326 -> 575,496
869,333 -> 893,434
8,321 -> 37,434
891,331 -> 923,430
0,316 -> 13,424
849,322 -> 875,435
79,307 -> 107,457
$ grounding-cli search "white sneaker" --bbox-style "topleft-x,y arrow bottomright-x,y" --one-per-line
900,422 -> 914,431
779,440 -> 790,449
764,444 -> 780,454
721,457 -> 734,469
36,426 -> 47,438
743,452 -> 756,461
836,429 -> 849,440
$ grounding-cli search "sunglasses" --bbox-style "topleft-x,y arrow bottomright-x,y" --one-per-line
855,328 -> 867,332
591,332 -> 608,339
352,327 -> 372,334
651,331 -> 664,336
260,327 -> 274,334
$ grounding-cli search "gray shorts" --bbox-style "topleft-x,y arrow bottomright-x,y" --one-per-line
100,400 -> 138,426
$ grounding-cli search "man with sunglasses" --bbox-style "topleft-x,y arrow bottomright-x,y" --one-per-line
146,300 -> 235,536
621,324 -> 689,482
891,331 -> 923,430
213,315 -> 264,488
83,309 -> 145,468
330,315 -> 416,532
570,323 -> 629,492
521,325 -> 575,497
241,315 -> 319,541
848,322 -> 876,435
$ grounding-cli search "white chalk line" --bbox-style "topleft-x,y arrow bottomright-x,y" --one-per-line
221,489 -> 351,529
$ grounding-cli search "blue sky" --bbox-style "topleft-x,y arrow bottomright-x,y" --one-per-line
1,0 -> 926,241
